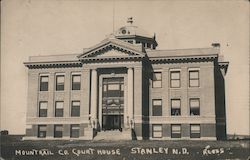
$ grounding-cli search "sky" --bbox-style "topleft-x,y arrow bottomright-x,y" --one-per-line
1,0 -> 249,135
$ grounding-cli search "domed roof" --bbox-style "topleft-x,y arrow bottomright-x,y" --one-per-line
114,25 -> 154,38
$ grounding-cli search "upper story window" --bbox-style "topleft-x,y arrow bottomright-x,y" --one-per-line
170,71 -> 180,88
152,99 -> 162,116
55,101 -> 64,117
56,75 -> 64,91
190,124 -> 201,138
71,101 -> 80,117
39,101 -> 48,117
152,72 -> 162,88
40,76 -> 49,91
189,70 -> 199,87
190,98 -> 200,116
72,75 -> 81,90
38,125 -> 47,138
171,99 -> 181,116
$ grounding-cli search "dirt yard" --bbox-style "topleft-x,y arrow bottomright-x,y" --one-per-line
1,135 -> 249,160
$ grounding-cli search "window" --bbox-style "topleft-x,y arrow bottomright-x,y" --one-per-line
70,124 -> 80,138
38,125 -> 46,138
54,125 -> 63,138
152,124 -> 162,138
108,84 -> 120,90
152,72 -> 162,88
171,124 -> 181,138
39,102 -> 48,117
72,75 -> 81,90
55,101 -> 64,117
189,70 -> 199,87
71,101 -> 80,117
190,98 -> 200,115
40,76 -> 49,91
56,75 -> 64,91
147,43 -> 151,48
170,71 -> 180,88
152,99 -> 162,116
190,124 -> 201,138
171,99 -> 181,116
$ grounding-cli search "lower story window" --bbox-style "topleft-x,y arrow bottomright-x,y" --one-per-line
190,124 -> 201,138
152,124 -> 162,138
70,124 -> 80,138
171,124 -> 181,138
38,125 -> 46,138
54,125 -> 63,138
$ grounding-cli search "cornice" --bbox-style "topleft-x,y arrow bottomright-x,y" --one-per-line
149,54 -> 218,64
24,61 -> 82,69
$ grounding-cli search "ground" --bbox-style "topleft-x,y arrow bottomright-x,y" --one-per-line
0,135 -> 249,160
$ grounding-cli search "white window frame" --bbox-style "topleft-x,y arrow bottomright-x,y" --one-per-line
188,68 -> 200,88
170,69 -> 181,88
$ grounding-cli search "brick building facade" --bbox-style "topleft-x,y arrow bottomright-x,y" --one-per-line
24,23 -> 229,140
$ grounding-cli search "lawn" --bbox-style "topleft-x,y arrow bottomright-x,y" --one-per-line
0,135 -> 249,160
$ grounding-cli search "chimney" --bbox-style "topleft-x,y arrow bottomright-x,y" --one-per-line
211,43 -> 220,48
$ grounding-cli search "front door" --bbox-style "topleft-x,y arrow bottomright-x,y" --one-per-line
102,77 -> 124,131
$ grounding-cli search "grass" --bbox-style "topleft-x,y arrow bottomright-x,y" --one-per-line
1,135 -> 249,160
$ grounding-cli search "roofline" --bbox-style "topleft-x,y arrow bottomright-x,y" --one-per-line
24,60 -> 81,67
148,47 -> 219,52
148,54 -> 218,59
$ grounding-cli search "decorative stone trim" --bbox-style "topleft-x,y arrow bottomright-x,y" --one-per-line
149,55 -> 217,64
24,61 -> 82,69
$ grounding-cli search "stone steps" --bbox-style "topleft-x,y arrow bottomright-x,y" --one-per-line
94,129 -> 131,141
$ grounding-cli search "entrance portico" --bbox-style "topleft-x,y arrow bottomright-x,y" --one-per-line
77,38 -> 146,139
89,66 -> 135,132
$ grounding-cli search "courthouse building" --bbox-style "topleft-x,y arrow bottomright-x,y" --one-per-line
24,20 -> 229,140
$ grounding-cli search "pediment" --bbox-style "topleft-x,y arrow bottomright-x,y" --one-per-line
78,38 -> 145,60
87,46 -> 136,58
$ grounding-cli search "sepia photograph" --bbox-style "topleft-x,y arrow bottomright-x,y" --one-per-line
1,0 -> 249,159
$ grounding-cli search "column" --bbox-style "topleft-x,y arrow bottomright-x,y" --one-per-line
134,66 -> 142,118
133,66 -> 143,139
48,72 -> 55,117
181,67 -> 188,116
127,67 -> 134,128
64,71 -> 70,117
90,69 -> 98,128
81,68 -> 90,119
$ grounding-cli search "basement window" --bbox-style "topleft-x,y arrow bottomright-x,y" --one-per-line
38,125 -> 46,138
152,124 -> 162,138
190,124 -> 201,138
54,125 -> 63,138
171,124 -> 181,138
70,124 -> 80,138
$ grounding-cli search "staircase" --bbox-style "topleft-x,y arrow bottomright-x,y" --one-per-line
94,129 -> 131,141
